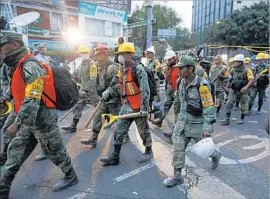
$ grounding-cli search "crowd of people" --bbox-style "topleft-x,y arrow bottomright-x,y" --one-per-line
0,30 -> 269,199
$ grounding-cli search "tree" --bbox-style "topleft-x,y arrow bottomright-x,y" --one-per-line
203,1 -> 269,46
129,4 -> 195,55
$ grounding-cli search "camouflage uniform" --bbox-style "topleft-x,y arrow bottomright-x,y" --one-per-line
0,44 -> 78,197
100,63 -> 153,165
221,65 -> 254,125
164,56 -> 220,188
248,63 -> 269,114
80,59 -> 124,146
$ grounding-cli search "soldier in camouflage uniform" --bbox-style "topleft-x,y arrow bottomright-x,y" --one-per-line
163,56 -> 221,187
0,31 -> 78,199
221,54 -> 254,125
151,50 -> 179,128
209,55 -> 229,116
100,43 -> 153,165
61,45 -> 93,133
247,53 -> 269,115
80,44 -> 130,147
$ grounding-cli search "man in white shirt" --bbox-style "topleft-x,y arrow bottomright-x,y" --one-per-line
36,46 -> 51,66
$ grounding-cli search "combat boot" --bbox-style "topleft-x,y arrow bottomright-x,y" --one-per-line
151,118 -> 162,128
100,146 -> 121,165
246,110 -> 252,116
52,168 -> 79,192
34,151 -> 47,161
163,131 -> 173,139
210,148 -> 221,170
221,113 -> 230,126
80,130 -> 98,147
61,118 -> 79,133
138,147 -> 153,163
237,114 -> 245,125
163,168 -> 184,187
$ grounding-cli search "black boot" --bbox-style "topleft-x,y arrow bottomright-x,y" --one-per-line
80,130 -> 98,147
238,114 -> 245,125
61,118 -> 79,133
138,146 -> 153,163
52,168 -> 79,192
221,113 -> 230,125
163,168 -> 184,187
210,148 -> 221,170
163,131 -> 173,139
257,104 -> 262,115
100,146 -> 121,165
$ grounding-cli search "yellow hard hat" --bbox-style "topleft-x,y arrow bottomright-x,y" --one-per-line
229,57 -> 234,63
264,54 -> 270,59
244,57 -> 251,64
1,102 -> 12,116
117,43 -> 136,54
78,45 -> 90,53
256,52 -> 265,60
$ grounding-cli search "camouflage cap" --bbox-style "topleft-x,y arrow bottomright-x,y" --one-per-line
0,31 -> 23,47
177,55 -> 196,68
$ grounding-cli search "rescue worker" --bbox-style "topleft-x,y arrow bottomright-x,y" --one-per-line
151,50 -> 179,128
61,45 -> 93,133
0,31 -> 78,199
80,43 -> 130,147
163,56 -> 221,187
244,57 -> 251,68
100,43 -> 153,165
209,55 -> 229,116
221,54 -> 254,125
247,52 -> 269,115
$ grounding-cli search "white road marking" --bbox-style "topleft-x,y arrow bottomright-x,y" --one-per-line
113,160 -> 156,183
67,188 -> 92,199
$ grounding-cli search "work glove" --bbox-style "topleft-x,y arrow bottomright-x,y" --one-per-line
102,90 -> 110,101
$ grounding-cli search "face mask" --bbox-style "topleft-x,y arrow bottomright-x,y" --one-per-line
118,55 -> 125,65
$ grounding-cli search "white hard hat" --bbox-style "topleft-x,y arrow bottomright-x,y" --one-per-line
164,50 -> 176,61
192,137 -> 215,158
233,54 -> 245,62
145,46 -> 155,54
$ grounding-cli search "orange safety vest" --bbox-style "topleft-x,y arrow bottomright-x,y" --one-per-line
119,66 -> 141,110
11,53 -> 56,113
165,67 -> 179,91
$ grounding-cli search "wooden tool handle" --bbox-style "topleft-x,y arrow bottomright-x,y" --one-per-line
59,108 -> 74,122
85,100 -> 102,129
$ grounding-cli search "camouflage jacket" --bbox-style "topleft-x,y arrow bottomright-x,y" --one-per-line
3,47 -> 46,126
175,75 -> 216,137
85,59 -> 120,105
0,62 -> 11,101
209,64 -> 228,91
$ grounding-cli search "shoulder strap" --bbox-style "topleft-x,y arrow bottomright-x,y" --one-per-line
131,64 -> 139,87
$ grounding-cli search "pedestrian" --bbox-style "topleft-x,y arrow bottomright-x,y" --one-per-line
100,43 -> 153,165
35,46 -> 51,66
247,53 -> 269,115
80,43 -> 130,147
221,54 -> 254,125
163,55 -> 221,187
0,31 -> 78,199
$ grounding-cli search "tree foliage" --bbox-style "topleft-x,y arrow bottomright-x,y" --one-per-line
203,1 -> 269,46
129,4 -> 195,56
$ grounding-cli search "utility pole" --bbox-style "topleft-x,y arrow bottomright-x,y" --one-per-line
146,0 -> 153,48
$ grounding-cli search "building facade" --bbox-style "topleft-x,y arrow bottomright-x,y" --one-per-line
192,0 -> 261,42
0,0 -> 129,51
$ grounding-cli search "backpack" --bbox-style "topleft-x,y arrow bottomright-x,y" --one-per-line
131,63 -> 158,107
176,76 -> 215,103
23,57 -> 79,110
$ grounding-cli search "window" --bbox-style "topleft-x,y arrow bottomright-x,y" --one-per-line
51,12 -> 63,30
85,17 -> 105,36
0,4 -> 10,18
112,22 -> 121,37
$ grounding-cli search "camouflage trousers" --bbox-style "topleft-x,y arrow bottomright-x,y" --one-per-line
249,87 -> 266,109
91,101 -> 121,139
172,131 -> 201,169
1,105 -> 73,182
226,90 -> 249,115
161,87 -> 176,121
215,91 -> 225,101
113,108 -> 152,147
1,110 -> 17,160
73,98 -> 88,120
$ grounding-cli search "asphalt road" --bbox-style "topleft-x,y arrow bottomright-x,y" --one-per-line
2,94 -> 270,199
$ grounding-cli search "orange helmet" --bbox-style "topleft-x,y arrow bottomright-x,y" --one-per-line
95,44 -> 110,55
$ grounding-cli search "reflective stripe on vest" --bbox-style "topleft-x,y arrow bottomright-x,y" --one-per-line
11,53 -> 56,113
119,66 -> 141,110
165,67 -> 179,91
